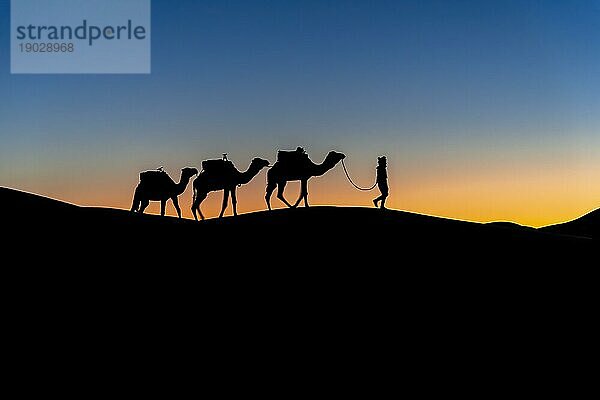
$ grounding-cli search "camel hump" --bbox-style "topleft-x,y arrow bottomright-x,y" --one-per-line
139,169 -> 170,185
201,159 -> 235,174
277,148 -> 308,164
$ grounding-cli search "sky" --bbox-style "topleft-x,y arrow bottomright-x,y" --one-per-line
1,0 -> 599,227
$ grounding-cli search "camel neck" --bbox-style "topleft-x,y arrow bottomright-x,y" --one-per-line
239,164 -> 262,185
176,174 -> 191,194
311,157 -> 335,177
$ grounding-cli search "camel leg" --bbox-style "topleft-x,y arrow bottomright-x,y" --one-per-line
266,181 -> 277,211
191,192 -> 199,221
172,196 -> 182,218
277,182 -> 294,208
301,179 -> 309,207
139,199 -> 150,214
292,188 -> 302,208
160,199 -> 167,216
219,189 -> 230,218
231,187 -> 238,216
131,187 -> 141,212
192,192 -> 207,221
293,179 -> 309,208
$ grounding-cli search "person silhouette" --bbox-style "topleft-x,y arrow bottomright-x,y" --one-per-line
373,156 -> 388,209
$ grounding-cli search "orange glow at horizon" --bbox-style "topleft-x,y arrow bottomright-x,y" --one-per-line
6,159 -> 599,228
6,0 -> 600,233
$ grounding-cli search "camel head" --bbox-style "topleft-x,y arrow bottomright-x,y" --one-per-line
181,167 -> 199,180
326,151 -> 346,165
250,158 -> 271,170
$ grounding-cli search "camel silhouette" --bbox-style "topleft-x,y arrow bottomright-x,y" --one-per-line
191,157 -> 270,220
266,150 -> 346,210
131,167 -> 198,218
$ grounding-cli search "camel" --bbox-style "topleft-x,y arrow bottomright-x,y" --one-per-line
265,150 -> 346,210
131,167 -> 198,218
191,157 -> 270,221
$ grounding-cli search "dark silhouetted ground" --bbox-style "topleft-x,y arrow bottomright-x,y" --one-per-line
541,208 -> 599,240
1,186 -> 591,266
2,186 -> 594,380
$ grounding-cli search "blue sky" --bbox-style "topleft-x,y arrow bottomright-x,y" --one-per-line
1,0 -> 599,225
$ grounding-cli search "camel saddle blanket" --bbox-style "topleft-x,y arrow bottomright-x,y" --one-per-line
277,150 -> 309,164
201,159 -> 235,174
139,170 -> 170,184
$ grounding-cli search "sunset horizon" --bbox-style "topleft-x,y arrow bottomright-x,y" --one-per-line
1,0 -> 599,229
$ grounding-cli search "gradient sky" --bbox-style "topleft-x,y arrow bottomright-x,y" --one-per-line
1,0 -> 599,227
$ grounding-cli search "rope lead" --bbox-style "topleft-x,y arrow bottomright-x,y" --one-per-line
341,159 -> 377,191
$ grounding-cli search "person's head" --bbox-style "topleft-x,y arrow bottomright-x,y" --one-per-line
378,156 -> 387,167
